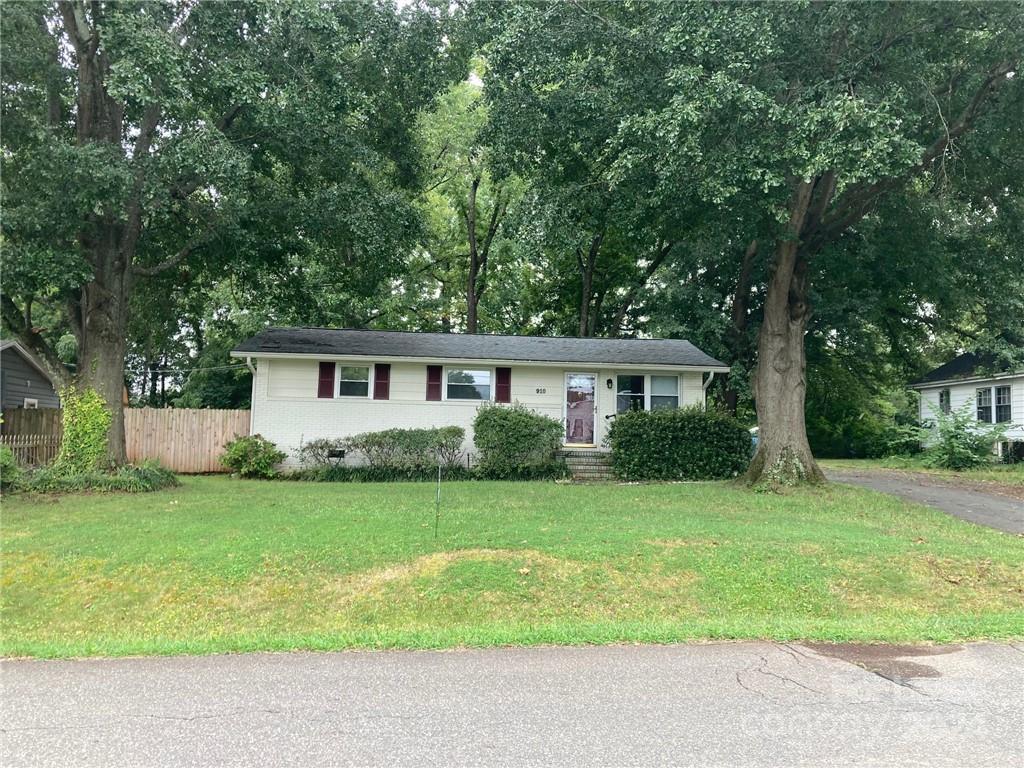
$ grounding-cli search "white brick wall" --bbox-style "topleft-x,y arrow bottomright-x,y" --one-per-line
250,356 -> 710,467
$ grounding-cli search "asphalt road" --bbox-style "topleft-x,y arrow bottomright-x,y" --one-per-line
827,468 -> 1024,534
3,642 -> 1022,767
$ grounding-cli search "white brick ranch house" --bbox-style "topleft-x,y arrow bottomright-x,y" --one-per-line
911,352 -> 1024,457
231,328 -> 729,466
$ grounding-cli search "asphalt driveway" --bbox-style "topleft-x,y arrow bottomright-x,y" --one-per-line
3,642 -> 1022,767
827,468 -> 1024,534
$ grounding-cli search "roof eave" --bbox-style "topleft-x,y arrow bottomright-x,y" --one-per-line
910,370 -> 1024,389
230,349 -> 730,372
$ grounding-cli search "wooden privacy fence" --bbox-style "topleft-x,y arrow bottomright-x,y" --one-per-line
1,408 -> 62,436
125,408 -> 250,473
1,407 -> 249,473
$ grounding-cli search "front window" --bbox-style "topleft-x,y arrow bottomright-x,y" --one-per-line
938,389 -> 951,415
976,388 -> 992,422
616,374 -> 681,412
446,369 -> 491,400
616,375 -> 644,413
651,375 -> 679,410
996,385 -> 1012,423
338,366 -> 370,397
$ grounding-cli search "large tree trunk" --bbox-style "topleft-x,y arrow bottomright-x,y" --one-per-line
465,178 -> 481,333
724,239 -> 758,415
73,245 -> 131,466
744,182 -> 825,486
576,233 -> 603,337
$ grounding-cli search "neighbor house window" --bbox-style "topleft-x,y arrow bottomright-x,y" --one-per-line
938,389 -> 951,415
976,387 -> 992,422
617,374 -> 680,413
650,375 -> 680,410
446,369 -> 491,400
338,366 -> 370,397
616,375 -> 644,413
995,385 -> 1012,423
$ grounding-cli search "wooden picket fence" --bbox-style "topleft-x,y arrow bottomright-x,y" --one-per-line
0,434 -> 61,467
1,407 -> 250,473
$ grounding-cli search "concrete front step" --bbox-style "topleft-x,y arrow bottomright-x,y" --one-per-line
559,450 -> 615,482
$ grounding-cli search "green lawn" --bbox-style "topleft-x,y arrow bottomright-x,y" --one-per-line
3,477 -> 1023,658
821,457 -> 1024,487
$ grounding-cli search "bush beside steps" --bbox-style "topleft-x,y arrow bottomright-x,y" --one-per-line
608,406 -> 751,481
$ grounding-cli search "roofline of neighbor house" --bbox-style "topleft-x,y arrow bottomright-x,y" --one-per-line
230,350 -> 731,374
0,340 -> 57,383
909,370 -> 1024,389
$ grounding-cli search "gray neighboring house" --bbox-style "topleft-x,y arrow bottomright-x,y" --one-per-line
0,340 -> 61,410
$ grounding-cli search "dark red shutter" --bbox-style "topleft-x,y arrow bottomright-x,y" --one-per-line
317,362 -> 336,398
426,365 -> 443,401
496,367 -> 512,403
373,364 -> 391,400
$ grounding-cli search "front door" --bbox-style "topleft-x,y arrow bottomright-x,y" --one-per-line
565,373 -> 596,445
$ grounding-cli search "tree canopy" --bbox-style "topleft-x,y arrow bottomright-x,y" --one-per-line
2,1 -> 1021,480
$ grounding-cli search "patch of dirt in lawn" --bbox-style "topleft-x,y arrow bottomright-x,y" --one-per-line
326,548 -> 577,599
832,554 -> 1024,614
326,548 -> 700,623
647,538 -> 725,550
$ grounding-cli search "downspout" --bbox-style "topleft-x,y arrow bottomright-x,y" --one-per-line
245,356 -> 256,435
702,371 -> 716,409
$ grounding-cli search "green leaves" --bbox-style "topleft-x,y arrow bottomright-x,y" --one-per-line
472,403 -> 565,479
608,407 -> 752,481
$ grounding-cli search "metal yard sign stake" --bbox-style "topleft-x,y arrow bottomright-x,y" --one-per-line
434,463 -> 441,540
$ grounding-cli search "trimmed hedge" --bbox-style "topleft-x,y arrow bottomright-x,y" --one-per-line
472,403 -> 566,479
289,464 -> 473,483
344,426 -> 465,470
608,407 -> 751,481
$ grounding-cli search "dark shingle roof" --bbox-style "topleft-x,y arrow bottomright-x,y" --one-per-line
233,328 -> 728,369
914,352 -> 1020,385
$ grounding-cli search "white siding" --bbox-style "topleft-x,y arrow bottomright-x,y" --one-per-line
251,357 -> 712,467
918,374 -> 1024,441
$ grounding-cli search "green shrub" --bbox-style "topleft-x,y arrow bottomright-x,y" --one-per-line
289,464 -> 474,483
0,445 -> 21,491
922,403 -> 1009,470
346,426 -> 466,470
607,406 -> 751,481
220,434 -> 287,478
54,387 -> 112,472
17,461 -> 178,494
472,403 -> 565,479
296,437 -> 350,467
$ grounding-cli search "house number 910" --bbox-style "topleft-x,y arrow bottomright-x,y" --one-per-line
535,387 -> 546,394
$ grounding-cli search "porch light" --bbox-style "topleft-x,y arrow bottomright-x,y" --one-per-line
606,378 -> 614,389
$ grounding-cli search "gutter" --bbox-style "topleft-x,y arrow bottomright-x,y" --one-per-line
909,370 -> 1024,389
702,371 -> 715,407
229,350 -> 730,374
245,356 -> 256,435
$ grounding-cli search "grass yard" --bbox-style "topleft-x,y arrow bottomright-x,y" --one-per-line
821,457 -> 1024,487
3,476 -> 1023,658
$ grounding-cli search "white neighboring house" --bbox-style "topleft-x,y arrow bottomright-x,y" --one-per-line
911,353 -> 1024,457
231,328 -> 729,467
